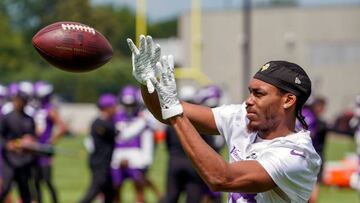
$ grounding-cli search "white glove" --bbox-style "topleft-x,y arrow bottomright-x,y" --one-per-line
150,55 -> 183,120
127,35 -> 161,93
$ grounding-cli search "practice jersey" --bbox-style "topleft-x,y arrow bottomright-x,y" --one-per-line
34,103 -> 54,144
300,107 -> 328,157
212,103 -> 321,203
111,109 -> 154,169
89,117 -> 116,171
0,111 -> 36,167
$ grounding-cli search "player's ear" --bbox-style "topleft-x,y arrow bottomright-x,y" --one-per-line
283,93 -> 296,109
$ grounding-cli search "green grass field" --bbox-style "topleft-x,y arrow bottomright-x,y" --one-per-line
13,133 -> 360,202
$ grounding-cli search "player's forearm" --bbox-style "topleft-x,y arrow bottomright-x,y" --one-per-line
169,114 -> 229,191
51,123 -> 67,144
141,84 -> 218,135
181,102 -> 219,135
141,85 -> 169,125
51,130 -> 65,144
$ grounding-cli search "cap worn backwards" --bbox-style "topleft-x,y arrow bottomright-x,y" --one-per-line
253,60 -> 312,107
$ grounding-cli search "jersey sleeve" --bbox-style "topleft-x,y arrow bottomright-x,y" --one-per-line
257,147 -> 319,202
212,103 -> 245,141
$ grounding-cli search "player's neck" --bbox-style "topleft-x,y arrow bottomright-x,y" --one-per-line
258,118 -> 296,139
100,111 -> 112,121
259,129 -> 295,140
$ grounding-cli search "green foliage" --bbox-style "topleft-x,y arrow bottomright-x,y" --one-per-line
91,6 -> 136,56
54,0 -> 93,24
148,18 -> 178,38
0,0 -> 177,102
0,13 -> 26,74
29,57 -> 135,102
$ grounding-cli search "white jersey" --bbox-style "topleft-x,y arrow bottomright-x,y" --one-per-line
212,103 -> 321,203
111,113 -> 154,169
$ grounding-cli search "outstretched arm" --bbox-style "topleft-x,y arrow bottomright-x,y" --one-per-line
169,114 -> 276,193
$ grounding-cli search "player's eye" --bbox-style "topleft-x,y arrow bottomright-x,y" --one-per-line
253,91 -> 262,97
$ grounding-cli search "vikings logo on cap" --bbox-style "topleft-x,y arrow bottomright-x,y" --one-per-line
260,63 -> 270,72
253,60 -> 312,107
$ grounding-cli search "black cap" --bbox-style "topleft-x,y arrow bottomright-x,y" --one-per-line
253,61 -> 312,107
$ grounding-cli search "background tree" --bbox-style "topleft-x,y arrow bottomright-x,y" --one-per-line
0,0 -> 178,102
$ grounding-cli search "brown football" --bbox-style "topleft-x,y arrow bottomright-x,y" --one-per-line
32,21 -> 113,72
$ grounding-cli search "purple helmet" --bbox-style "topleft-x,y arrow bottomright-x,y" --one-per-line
118,85 -> 140,106
7,83 -> 19,98
196,85 -> 222,107
98,94 -> 117,110
34,81 -> 54,99
8,81 -> 33,100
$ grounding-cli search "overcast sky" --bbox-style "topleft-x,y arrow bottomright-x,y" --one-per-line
91,0 -> 360,22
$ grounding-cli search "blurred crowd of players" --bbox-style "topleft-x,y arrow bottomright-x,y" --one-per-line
80,84 -> 226,203
0,81 -> 67,203
1,80 -> 360,203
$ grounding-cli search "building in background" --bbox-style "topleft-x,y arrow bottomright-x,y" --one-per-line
178,5 -> 360,120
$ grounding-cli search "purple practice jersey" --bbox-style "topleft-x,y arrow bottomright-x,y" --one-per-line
113,109 -> 142,149
35,103 -> 55,144
34,103 -> 55,166
299,107 -> 317,134
300,106 -> 328,155
111,108 -> 155,170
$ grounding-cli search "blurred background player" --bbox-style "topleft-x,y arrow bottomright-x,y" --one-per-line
79,94 -> 117,203
32,81 -> 67,203
0,83 -> 12,203
0,82 -> 37,203
196,85 -> 225,203
111,85 -> 154,203
163,85 -> 208,203
136,88 -> 164,201
0,84 -> 7,116
350,94 -> 360,193
301,97 -> 328,203
2,81 -> 36,117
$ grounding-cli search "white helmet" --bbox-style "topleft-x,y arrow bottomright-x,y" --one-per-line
179,85 -> 197,103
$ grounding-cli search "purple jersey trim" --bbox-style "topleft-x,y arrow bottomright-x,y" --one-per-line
229,192 -> 257,203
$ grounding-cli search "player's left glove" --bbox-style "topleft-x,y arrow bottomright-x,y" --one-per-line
127,35 -> 161,93
149,55 -> 183,120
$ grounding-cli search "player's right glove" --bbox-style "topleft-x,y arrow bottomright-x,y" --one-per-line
127,35 -> 161,93
150,55 -> 183,120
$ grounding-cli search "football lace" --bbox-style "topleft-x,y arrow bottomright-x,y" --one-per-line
61,23 -> 96,35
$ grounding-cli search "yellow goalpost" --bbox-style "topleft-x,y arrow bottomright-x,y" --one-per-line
135,0 -> 211,85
